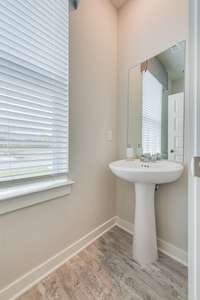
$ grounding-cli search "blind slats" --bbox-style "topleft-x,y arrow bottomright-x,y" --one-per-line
0,79 -> 68,103
0,124 -> 68,135
0,87 -> 68,109
0,110 -> 68,124
0,65 -> 66,89
7,0 -> 68,43
0,151 -> 68,157
0,31 -> 68,70
26,0 -> 69,28
0,160 -> 68,168
0,154 -> 68,162
142,70 -> 162,154
0,0 -> 69,182
0,3 -> 68,52
0,101 -> 67,119
0,119 -> 68,130
0,57 -> 68,86
0,46 -> 68,79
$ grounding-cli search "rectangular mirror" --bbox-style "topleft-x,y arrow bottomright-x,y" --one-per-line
127,41 -> 186,162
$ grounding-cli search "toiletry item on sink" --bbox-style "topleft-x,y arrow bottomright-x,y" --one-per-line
137,144 -> 143,157
126,145 -> 135,159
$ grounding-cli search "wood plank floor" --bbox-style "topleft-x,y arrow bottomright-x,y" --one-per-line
17,227 -> 187,300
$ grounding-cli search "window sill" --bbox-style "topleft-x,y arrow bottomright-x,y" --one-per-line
0,177 -> 74,215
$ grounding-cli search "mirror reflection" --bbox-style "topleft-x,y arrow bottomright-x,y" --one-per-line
128,41 -> 185,162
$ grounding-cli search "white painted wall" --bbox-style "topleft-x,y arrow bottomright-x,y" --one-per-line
0,0 -> 117,291
117,0 -> 188,251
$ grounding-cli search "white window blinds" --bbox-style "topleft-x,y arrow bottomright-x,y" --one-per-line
0,0 -> 69,182
142,70 -> 162,154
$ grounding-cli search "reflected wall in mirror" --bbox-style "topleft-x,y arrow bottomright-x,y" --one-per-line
127,41 -> 186,162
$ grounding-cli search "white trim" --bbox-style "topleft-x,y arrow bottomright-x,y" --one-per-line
115,216 -> 134,235
0,216 -> 188,300
157,239 -> 188,267
188,0 -> 200,299
0,178 -> 74,216
115,217 -> 188,266
0,217 -> 116,300
0,177 -> 74,202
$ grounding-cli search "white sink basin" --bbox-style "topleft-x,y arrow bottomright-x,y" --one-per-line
109,159 -> 184,184
109,159 -> 184,265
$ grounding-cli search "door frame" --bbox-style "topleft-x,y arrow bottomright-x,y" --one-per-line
188,0 -> 200,299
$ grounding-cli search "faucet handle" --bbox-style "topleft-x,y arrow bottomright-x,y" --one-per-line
151,153 -> 162,162
140,153 -> 151,162
144,153 -> 152,159
151,154 -> 158,162
156,153 -> 162,160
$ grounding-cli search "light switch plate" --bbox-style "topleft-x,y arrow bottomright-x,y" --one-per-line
107,130 -> 113,141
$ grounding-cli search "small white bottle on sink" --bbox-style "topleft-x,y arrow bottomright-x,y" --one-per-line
126,145 -> 135,160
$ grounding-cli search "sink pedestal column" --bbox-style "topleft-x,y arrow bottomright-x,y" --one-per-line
133,183 -> 158,265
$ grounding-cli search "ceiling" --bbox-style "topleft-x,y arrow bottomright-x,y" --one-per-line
111,0 -> 129,8
157,41 -> 185,81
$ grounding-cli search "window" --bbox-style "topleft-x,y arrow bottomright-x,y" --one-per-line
0,1 -> 69,183
142,70 -> 163,154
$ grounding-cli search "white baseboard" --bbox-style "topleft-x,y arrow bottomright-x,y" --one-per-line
115,216 -> 134,235
0,216 -> 187,300
0,217 -> 116,300
116,217 -> 188,267
157,238 -> 188,266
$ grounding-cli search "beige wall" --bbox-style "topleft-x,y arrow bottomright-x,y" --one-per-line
148,57 -> 168,89
0,0 -> 189,293
0,0 -> 117,291
171,78 -> 185,94
117,0 -> 188,251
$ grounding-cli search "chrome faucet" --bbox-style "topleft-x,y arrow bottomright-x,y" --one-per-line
140,153 -> 152,162
140,153 -> 161,162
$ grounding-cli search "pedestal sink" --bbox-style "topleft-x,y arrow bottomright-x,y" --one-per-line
109,159 -> 184,265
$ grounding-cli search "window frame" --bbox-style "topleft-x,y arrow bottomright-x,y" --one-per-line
0,0 -> 73,213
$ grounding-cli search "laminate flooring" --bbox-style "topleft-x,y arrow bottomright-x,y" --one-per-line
17,226 -> 187,300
